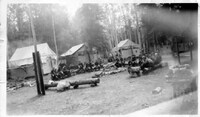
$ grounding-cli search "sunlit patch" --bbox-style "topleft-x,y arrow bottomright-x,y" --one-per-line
58,2 -> 83,18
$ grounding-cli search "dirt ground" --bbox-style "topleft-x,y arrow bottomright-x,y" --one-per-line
7,51 -> 198,115
7,66 -> 176,115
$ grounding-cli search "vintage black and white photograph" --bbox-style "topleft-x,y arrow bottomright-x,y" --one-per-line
6,2 -> 198,115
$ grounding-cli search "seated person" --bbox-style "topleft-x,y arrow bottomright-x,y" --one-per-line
135,57 -> 140,66
141,57 -> 154,70
78,62 -> 84,69
94,61 -> 100,70
115,59 -> 121,68
95,61 -> 99,66
128,60 -> 132,66
120,58 -> 125,67
85,63 -> 92,72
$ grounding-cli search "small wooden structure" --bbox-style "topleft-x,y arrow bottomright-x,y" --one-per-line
60,43 -> 99,66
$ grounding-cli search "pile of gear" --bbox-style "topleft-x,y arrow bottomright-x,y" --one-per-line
92,61 -> 127,78
127,52 -> 162,77
76,62 -> 103,74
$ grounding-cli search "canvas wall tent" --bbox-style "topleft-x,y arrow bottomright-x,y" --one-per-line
8,43 -> 57,79
61,43 -> 98,65
112,39 -> 141,58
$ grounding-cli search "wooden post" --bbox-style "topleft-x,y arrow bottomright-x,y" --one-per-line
154,32 -> 157,52
146,39 -> 149,54
32,52 -> 41,95
37,52 -> 45,95
176,38 -> 181,64
189,42 -> 193,61
190,49 -> 193,61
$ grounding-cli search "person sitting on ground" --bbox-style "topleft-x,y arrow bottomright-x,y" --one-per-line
62,64 -> 71,77
128,58 -> 132,67
134,57 -> 140,66
95,61 -> 99,66
85,62 -> 92,72
77,62 -> 84,73
90,62 -> 94,70
94,61 -> 101,70
131,56 -> 138,67
120,57 -> 125,67
115,58 -> 121,68
141,56 -> 154,70
51,68 -> 60,80
138,56 -> 143,65
78,62 -> 84,69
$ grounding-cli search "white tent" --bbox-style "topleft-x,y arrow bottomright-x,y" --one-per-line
112,39 -> 141,58
116,39 -> 140,50
8,43 -> 57,77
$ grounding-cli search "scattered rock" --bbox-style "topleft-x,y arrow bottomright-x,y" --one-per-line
152,87 -> 162,94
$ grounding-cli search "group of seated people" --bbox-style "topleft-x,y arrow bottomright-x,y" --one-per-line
112,52 -> 161,70
114,58 -> 126,68
51,63 -> 71,81
51,60 -> 103,80
51,53 -> 161,80
128,53 -> 162,70
77,61 -> 103,73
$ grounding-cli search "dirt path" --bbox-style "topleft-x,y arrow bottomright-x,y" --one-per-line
7,66 -> 174,115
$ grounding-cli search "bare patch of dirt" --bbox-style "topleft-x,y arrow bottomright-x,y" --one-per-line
7,67 -> 179,115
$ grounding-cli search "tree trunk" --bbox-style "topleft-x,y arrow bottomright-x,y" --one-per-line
51,7 -> 58,68
134,29 -> 138,43
135,10 -> 141,47
154,31 -> 156,52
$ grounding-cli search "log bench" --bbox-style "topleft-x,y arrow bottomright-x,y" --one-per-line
44,78 -> 100,90
44,82 -> 58,90
69,78 -> 100,89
